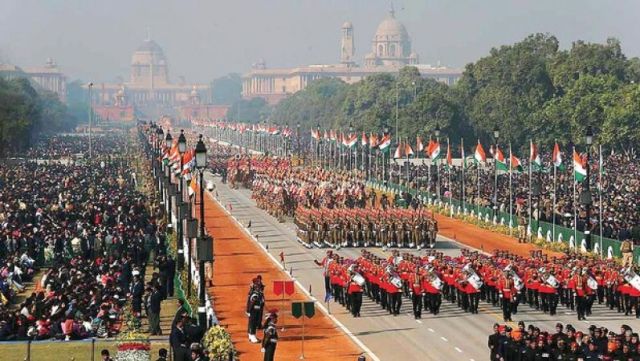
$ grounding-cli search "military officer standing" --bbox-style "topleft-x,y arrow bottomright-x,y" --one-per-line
261,310 -> 279,361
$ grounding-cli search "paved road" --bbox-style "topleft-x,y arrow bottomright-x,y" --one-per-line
205,172 -> 634,361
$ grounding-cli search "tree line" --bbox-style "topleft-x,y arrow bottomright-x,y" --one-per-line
0,77 -> 78,156
219,33 -> 640,153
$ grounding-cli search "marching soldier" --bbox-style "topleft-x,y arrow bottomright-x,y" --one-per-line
261,310 -> 279,361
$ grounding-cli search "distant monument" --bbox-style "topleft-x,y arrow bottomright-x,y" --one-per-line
242,9 -> 461,105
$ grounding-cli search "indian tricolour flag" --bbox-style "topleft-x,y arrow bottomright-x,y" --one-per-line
344,133 -> 358,148
361,132 -> 368,147
379,134 -> 392,153
474,141 -> 486,163
553,142 -> 564,170
393,141 -> 404,159
530,140 -> 542,171
427,140 -> 441,160
495,146 -> 508,171
416,136 -> 424,153
445,140 -> 453,169
573,149 -> 587,182
510,150 -> 523,172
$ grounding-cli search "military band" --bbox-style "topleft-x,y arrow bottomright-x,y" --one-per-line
314,249 -> 640,322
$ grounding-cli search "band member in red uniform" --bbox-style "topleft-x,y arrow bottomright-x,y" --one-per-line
410,268 -> 423,319
573,268 -> 588,321
423,267 -> 442,315
347,265 -> 364,317
498,270 -> 516,322
387,267 -> 402,316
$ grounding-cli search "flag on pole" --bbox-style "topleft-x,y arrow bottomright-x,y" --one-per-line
393,141 -> 404,159
344,133 -> 358,148
369,133 -> 379,148
427,139 -> 441,160
495,146 -> 508,171
361,132 -> 369,147
311,129 -> 320,140
553,142 -> 564,170
445,139 -> 452,169
573,149 -> 587,182
461,140 -> 467,169
474,141 -> 486,163
188,178 -> 198,197
416,136 -> 424,152
510,149 -> 523,172
530,140 -> 542,171
404,142 -> 414,158
181,149 -> 195,176
379,134 -> 392,153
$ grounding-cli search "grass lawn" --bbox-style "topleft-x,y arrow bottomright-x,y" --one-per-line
1,339 -> 171,361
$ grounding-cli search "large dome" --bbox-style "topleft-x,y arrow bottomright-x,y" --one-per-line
374,11 -> 409,40
136,39 -> 164,53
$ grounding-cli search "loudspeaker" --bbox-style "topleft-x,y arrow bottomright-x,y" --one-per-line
197,236 -> 214,261
186,218 -> 198,238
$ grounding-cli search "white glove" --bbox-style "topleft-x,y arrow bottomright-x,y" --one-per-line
261,348 -> 265,353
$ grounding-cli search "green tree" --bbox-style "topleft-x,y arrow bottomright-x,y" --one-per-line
211,73 -> 242,105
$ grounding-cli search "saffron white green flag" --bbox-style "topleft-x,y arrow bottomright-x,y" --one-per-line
573,149 -> 587,182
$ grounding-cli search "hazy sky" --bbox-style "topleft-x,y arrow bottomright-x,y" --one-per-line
2,0 -> 640,83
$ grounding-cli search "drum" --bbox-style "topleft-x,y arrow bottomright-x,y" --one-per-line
468,274 -> 483,290
628,275 -> 640,291
587,277 -> 598,290
390,277 -> 403,289
546,275 -> 559,288
431,277 -> 443,290
352,274 -> 366,287
513,275 -> 524,291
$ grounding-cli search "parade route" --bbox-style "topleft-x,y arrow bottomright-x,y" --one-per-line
201,180 -> 364,360
205,172 -> 637,361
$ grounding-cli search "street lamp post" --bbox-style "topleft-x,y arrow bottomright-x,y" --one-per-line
434,124 -> 441,200
296,123 -> 301,163
88,82 -> 93,161
582,126 -> 594,251
165,131 -> 173,225
156,126 -> 164,191
493,126 -> 500,222
349,122 -> 354,171
194,134 -> 208,328
177,130 -> 187,274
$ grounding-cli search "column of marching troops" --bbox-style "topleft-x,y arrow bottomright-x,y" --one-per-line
296,207 -> 438,249
315,249 -> 640,322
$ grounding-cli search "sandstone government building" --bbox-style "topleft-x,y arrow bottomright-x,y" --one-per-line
242,10 -> 463,105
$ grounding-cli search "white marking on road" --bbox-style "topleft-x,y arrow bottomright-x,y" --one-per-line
428,328 -> 435,333
207,190 -> 382,361
564,312 -> 572,315
455,347 -> 463,353
416,320 -> 422,324
441,336 -> 448,342
470,359 -> 476,361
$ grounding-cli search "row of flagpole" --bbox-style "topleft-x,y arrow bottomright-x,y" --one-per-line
197,120 -> 606,254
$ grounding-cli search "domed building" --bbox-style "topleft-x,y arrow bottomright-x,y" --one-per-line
89,35 -> 226,121
364,9 -> 417,67
242,10 -> 462,105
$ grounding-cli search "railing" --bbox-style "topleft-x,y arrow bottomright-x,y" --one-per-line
368,180 -> 640,263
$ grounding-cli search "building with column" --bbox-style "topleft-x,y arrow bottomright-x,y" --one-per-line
89,36 -> 213,121
0,58 -> 67,102
242,9 -> 462,105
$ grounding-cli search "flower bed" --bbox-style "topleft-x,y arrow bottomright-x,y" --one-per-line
202,325 -> 236,360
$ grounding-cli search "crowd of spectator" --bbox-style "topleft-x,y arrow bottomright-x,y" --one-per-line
489,321 -> 640,360
0,132 -> 165,341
